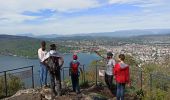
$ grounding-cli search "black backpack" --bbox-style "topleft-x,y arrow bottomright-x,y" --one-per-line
46,56 -> 60,73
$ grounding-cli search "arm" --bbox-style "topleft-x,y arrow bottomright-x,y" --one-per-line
38,49 -> 42,61
42,58 -> 51,72
78,62 -> 83,75
94,51 -> 107,60
59,57 -> 64,67
125,67 -> 130,84
113,64 -> 118,77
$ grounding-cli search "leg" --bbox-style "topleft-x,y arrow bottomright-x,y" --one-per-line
120,83 -> 125,100
42,64 -> 48,86
71,74 -> 76,92
40,63 -> 44,87
55,69 -> 62,96
108,75 -> 113,90
50,73 -> 56,94
116,83 -> 121,100
105,73 -> 109,88
75,75 -> 80,93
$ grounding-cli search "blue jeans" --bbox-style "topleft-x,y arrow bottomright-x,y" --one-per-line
40,62 -> 48,86
116,83 -> 125,100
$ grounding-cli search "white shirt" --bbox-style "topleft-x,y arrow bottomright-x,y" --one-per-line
105,59 -> 115,75
38,48 -> 47,62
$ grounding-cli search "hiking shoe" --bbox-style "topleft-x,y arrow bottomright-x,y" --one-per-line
76,91 -> 81,94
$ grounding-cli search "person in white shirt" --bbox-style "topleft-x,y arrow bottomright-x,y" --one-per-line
105,52 -> 115,92
38,41 -> 48,87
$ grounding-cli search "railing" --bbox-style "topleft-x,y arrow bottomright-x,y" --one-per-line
92,63 -> 170,99
0,64 -> 169,99
0,66 -> 34,98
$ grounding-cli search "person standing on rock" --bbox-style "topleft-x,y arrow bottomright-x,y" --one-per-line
38,41 -> 48,87
105,52 -> 115,93
69,54 -> 81,94
43,44 -> 64,96
94,51 -> 116,94
113,54 -> 130,100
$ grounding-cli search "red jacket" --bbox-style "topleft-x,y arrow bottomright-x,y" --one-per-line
113,62 -> 130,84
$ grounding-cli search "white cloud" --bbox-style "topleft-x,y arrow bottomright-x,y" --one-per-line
0,0 -> 99,13
108,0 -> 169,8
108,0 -> 138,4
0,0 -> 170,35
1,12 -> 170,35
0,0 -> 100,24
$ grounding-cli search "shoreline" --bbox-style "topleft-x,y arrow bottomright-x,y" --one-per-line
0,52 -> 97,59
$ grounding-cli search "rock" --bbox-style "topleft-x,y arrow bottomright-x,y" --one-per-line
4,83 -> 137,100
10,88 -> 39,97
40,87 -> 55,100
83,96 -> 93,100
61,82 -> 67,89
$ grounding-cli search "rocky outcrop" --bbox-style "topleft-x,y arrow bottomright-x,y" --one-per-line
4,85 -> 136,100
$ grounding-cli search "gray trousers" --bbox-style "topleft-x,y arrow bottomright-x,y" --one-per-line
50,69 -> 61,96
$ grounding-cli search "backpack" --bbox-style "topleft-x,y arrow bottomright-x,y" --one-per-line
70,61 -> 79,74
47,56 -> 60,73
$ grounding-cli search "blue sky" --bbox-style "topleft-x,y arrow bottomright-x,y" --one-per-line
0,0 -> 170,35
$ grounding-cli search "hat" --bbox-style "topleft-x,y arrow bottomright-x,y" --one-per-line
73,54 -> 78,60
50,44 -> 56,50
107,52 -> 113,56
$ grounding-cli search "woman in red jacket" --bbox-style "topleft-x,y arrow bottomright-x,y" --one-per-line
113,54 -> 130,100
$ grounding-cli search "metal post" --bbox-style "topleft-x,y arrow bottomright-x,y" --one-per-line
31,66 -> 34,88
140,70 -> 143,90
150,73 -> 153,100
150,74 -> 152,91
95,61 -> 98,86
83,65 -> 85,83
4,71 -> 8,97
63,69 -> 65,81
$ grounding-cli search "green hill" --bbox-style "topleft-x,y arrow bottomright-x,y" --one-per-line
0,35 -> 77,58
0,35 -> 42,58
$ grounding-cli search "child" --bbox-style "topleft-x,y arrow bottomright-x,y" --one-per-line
114,54 -> 130,100
69,54 -> 81,94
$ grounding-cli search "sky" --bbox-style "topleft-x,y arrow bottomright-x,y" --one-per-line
0,0 -> 170,35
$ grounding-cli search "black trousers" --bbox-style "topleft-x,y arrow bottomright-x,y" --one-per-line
71,74 -> 80,93
105,73 -> 113,90
50,69 -> 61,96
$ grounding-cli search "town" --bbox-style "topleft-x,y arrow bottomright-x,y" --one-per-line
54,36 -> 170,64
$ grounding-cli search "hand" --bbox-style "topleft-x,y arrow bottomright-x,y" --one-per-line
113,76 -> 116,80
127,83 -> 131,88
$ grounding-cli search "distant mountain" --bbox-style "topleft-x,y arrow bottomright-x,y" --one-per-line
132,33 -> 170,43
85,29 -> 170,37
16,33 -> 63,39
35,34 -> 62,38
21,29 -> 170,38
17,33 -> 35,37
0,34 -> 37,40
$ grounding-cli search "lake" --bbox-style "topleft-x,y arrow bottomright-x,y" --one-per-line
0,53 -> 101,87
